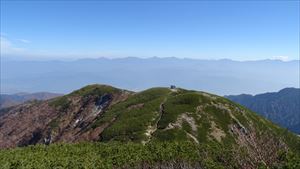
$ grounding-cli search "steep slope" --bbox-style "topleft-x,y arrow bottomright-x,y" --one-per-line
226,88 -> 300,134
0,92 -> 62,110
0,85 -> 132,147
0,84 -> 299,168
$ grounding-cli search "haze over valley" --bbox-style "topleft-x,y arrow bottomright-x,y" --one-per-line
1,57 -> 299,96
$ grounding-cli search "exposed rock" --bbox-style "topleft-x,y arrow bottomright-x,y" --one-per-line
127,103 -> 144,110
209,121 -> 226,142
165,113 -> 197,132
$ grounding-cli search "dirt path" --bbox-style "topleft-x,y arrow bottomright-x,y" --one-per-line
143,97 -> 167,144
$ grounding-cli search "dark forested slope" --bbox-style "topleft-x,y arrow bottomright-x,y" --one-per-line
226,88 -> 300,134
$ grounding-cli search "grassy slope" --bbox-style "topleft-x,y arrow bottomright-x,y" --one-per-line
46,86 -> 300,155
0,142 -> 299,169
97,88 -> 171,142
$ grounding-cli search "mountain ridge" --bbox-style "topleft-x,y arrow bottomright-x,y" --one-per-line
0,84 -> 299,168
0,92 -> 62,110
225,88 -> 300,134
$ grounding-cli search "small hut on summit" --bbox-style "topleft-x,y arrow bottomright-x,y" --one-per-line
170,85 -> 176,89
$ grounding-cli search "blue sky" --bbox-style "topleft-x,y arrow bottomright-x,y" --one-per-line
0,1 -> 299,61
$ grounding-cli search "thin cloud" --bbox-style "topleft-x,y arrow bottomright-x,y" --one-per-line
17,39 -> 31,43
271,56 -> 290,62
0,36 -> 26,55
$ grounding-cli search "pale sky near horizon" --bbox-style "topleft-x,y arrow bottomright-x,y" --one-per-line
0,1 -> 299,61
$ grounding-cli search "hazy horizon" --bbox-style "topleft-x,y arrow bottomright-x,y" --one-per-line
2,55 -> 300,62
1,57 -> 299,95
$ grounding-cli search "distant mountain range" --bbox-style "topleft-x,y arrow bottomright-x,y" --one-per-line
0,92 -> 62,110
226,88 -> 300,134
1,57 -> 299,95
1,84 -> 299,168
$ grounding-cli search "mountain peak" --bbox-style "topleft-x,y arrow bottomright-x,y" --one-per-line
278,87 -> 299,94
69,84 -> 124,97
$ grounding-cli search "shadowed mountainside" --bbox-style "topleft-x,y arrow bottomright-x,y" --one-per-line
226,88 -> 300,134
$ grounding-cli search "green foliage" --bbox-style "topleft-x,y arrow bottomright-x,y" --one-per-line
196,113 -> 211,143
204,105 -> 231,132
0,142 -> 246,169
70,84 -> 120,97
158,93 -> 200,129
48,96 -> 71,111
152,129 -> 188,141
273,151 -> 300,169
99,88 -> 171,142
233,111 -> 250,129
182,120 -> 192,133
279,129 -> 300,155
48,118 -> 59,129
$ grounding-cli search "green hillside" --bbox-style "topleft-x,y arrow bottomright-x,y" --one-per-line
1,84 -> 299,168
